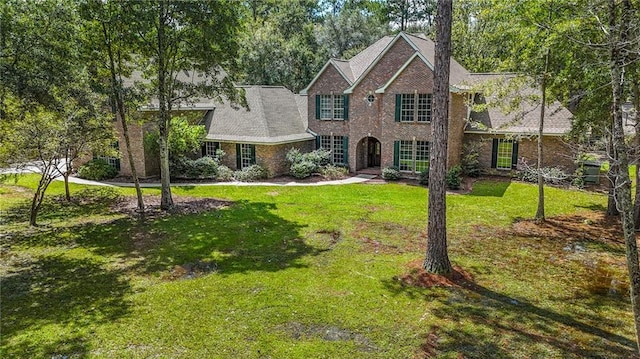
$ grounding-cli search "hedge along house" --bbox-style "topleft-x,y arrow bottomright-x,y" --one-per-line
302,32 -> 575,175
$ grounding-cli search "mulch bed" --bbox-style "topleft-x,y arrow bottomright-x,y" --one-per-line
112,194 -> 231,219
397,259 -> 475,289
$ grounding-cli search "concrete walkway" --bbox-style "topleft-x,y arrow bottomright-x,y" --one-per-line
50,174 -> 377,187
2,162 -> 378,187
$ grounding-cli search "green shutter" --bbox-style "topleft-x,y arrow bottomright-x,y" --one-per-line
343,136 -> 349,167
316,136 -> 321,149
315,95 -> 321,119
343,95 -> 349,120
511,141 -> 519,169
250,145 -> 256,165
490,139 -> 498,168
393,141 -> 400,167
235,143 -> 241,169
395,94 -> 401,122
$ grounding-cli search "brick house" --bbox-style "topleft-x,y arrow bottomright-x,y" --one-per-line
301,32 -> 575,175
110,85 -> 314,178
108,32 -> 574,179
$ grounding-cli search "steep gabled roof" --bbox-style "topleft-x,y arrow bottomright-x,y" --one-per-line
375,52 -> 432,94
464,74 -> 573,136
205,86 -> 313,144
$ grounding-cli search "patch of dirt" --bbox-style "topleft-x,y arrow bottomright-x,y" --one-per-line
163,259 -> 218,280
353,221 -> 424,254
316,229 -> 342,247
395,260 -> 474,289
416,327 -> 441,358
511,212 -> 625,246
280,322 -> 376,352
112,195 -> 231,219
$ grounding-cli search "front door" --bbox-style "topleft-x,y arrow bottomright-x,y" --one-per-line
367,138 -> 381,167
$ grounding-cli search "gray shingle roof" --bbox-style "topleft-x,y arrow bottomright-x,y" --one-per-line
464,74 -> 573,136
403,33 -> 470,87
205,86 -> 313,144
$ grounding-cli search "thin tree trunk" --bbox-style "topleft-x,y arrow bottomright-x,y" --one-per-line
607,134 -> 620,216
632,77 -> 640,229
102,20 -> 145,213
536,48 -> 550,221
157,1 -> 173,210
30,173 -> 52,226
609,0 -> 640,353
424,0 -> 453,275
63,172 -> 71,202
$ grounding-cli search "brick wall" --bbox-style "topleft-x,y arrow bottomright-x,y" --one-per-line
307,36 -> 468,172
463,134 -> 576,173
219,140 -> 315,177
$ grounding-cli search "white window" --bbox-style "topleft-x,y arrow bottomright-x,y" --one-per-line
318,135 -> 346,165
400,94 -> 415,122
240,144 -> 254,169
415,141 -> 430,172
395,139 -> 429,173
320,95 -> 332,119
397,93 -> 432,122
417,94 -> 432,122
497,139 -> 514,170
333,95 -> 344,119
203,141 -> 220,157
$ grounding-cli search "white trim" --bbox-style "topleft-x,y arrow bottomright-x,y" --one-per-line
300,59 -> 352,95
375,53 -> 433,94
463,130 -> 566,137
344,32 -> 419,94
206,135 -> 315,146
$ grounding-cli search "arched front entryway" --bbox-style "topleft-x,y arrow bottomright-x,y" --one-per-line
356,137 -> 381,171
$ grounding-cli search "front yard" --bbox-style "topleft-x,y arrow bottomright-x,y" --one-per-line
0,175 -> 635,358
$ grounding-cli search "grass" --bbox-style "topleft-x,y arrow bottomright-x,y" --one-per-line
0,174 -> 635,358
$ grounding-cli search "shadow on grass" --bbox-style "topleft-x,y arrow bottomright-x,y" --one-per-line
382,279 -> 636,358
1,255 -> 132,358
575,203 -> 608,212
467,180 -> 511,197
0,187 -> 123,227
23,200 -> 322,277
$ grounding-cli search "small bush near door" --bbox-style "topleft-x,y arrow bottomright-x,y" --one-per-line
382,166 -> 401,180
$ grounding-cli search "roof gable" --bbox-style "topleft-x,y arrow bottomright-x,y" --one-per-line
375,52 -> 433,93
300,59 -> 353,95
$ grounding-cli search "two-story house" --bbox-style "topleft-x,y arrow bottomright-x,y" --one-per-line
302,32 -> 574,175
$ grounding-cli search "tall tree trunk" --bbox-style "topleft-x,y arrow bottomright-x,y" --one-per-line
423,0 -> 453,275
632,77 -> 640,229
609,0 -> 640,353
102,20 -> 145,213
607,134 -> 620,216
536,49 -> 550,221
157,1 -> 173,210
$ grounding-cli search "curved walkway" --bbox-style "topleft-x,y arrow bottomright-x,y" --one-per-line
59,174 -> 378,187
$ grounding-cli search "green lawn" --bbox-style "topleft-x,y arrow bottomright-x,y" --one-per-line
0,174 -> 635,358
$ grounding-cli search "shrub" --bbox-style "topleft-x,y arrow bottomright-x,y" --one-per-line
77,159 -> 118,181
382,166 -> 401,180
418,168 -> 429,185
192,156 -> 218,178
286,148 -> 334,178
304,148 -> 332,167
290,160 -> 317,179
461,143 -> 481,177
170,156 -> 219,179
216,165 -> 233,181
234,165 -> 268,182
285,148 -> 304,164
320,164 -> 349,180
446,165 -> 463,190
518,166 -> 569,185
